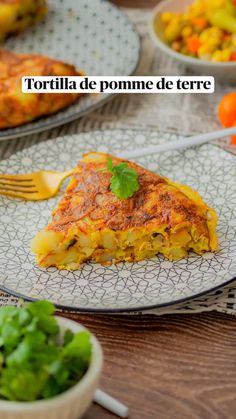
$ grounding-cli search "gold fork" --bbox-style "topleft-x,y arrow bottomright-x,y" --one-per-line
2,126 -> 236,201
0,169 -> 74,200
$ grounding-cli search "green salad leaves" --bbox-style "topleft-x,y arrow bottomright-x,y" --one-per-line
106,158 -> 140,199
0,301 -> 92,401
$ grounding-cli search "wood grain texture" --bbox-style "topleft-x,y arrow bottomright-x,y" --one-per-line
58,312 -> 236,419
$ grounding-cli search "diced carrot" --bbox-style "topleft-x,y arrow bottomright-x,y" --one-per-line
186,36 -> 202,54
191,17 -> 208,30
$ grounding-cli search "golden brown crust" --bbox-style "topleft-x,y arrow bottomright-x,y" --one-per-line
49,153 -> 209,238
32,152 -> 218,268
0,0 -> 47,41
0,49 -> 83,129
0,1 -> 19,4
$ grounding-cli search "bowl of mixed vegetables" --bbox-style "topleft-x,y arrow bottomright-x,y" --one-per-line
150,0 -> 236,81
0,301 -> 103,419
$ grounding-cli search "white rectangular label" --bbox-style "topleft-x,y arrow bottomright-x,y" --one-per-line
22,76 -> 215,94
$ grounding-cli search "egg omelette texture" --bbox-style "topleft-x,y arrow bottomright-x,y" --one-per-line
0,0 -> 47,42
32,152 -> 218,270
0,49 -> 84,129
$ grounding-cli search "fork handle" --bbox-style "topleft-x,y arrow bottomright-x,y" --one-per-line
120,126 -> 236,160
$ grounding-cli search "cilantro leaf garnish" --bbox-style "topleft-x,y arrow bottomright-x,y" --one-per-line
106,158 -> 140,199
0,301 -> 92,402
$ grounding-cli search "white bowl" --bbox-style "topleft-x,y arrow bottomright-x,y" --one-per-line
149,0 -> 236,83
0,316 -> 103,419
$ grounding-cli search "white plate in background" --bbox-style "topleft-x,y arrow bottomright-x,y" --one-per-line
0,0 -> 140,140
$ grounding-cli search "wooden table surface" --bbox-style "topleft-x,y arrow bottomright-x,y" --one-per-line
58,1 -> 236,418
63,312 -> 236,419
0,0 -> 234,418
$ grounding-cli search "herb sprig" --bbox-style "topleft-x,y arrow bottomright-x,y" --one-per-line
0,301 -> 91,401
106,158 -> 140,199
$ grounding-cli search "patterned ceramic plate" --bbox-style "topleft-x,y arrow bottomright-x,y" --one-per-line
0,0 -> 140,141
0,130 -> 236,312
